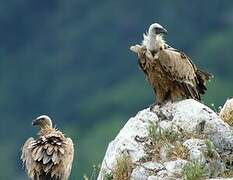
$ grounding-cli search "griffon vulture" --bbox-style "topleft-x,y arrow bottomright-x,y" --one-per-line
130,23 -> 213,106
21,115 -> 74,180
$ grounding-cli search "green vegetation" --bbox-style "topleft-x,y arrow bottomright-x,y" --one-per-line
146,122 -> 188,161
0,0 -> 233,179
98,153 -> 133,180
204,139 -> 216,159
112,154 -> 133,180
182,161 -> 208,180
204,139 -> 223,177
147,121 -> 169,160
168,141 -> 189,161
103,172 -> 114,180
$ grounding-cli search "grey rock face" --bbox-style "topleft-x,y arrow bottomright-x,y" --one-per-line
98,99 -> 233,180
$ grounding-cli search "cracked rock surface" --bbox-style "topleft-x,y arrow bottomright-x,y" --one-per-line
97,99 -> 233,180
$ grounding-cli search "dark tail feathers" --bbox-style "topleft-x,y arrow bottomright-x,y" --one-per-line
196,69 -> 213,95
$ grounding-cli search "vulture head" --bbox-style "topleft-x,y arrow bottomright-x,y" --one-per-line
32,115 -> 53,130
142,23 -> 168,52
148,23 -> 168,37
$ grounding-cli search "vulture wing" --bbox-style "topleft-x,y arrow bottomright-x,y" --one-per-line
21,137 -> 36,179
62,138 -> 74,179
21,131 -> 74,180
157,47 -> 212,100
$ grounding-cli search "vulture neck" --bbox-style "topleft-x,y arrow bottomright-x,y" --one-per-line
39,124 -> 55,135
145,34 -> 165,52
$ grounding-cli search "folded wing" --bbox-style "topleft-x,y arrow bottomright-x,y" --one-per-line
21,131 -> 74,180
158,47 -> 212,100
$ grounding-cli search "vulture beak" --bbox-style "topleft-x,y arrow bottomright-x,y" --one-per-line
32,118 -> 39,126
159,27 -> 168,34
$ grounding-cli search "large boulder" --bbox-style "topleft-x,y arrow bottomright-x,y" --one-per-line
98,99 -> 233,180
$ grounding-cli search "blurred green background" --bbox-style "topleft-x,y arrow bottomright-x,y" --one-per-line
0,0 -> 232,179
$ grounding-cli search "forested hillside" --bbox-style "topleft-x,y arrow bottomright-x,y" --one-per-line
0,0 -> 232,179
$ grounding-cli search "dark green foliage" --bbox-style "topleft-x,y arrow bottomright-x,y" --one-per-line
0,0 -> 233,179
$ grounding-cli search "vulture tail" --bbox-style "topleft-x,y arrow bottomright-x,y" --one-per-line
186,83 -> 201,100
37,174 -> 59,180
179,82 -> 201,101
196,69 -> 213,95
197,69 -> 213,82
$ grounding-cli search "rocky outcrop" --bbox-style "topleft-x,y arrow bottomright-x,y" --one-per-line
220,98 -> 233,127
98,99 -> 233,180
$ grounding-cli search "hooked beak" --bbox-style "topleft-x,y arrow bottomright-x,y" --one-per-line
32,119 -> 39,126
159,27 -> 168,34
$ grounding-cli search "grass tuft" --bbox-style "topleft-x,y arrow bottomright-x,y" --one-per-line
146,121 -> 188,161
112,153 -> 133,180
204,139 -> 216,159
169,141 -> 189,160
182,161 -> 208,180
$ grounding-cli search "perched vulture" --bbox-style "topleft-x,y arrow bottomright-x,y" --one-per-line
21,115 -> 74,180
130,23 -> 213,106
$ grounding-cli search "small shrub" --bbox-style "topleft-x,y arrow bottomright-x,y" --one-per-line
147,121 -> 186,161
113,153 -> 133,180
146,122 -> 165,160
182,161 -> 208,180
148,121 -> 181,143
169,141 -> 189,160
204,139 -> 216,159
148,121 -> 163,143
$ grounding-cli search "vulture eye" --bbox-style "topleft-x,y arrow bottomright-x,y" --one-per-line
154,27 -> 159,32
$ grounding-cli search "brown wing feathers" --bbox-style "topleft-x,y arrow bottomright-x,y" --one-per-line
156,48 -> 204,101
131,45 -> 212,103
196,69 -> 213,94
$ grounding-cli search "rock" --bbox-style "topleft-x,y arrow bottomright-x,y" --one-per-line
219,98 -> 233,126
164,159 -> 187,175
167,100 -> 233,152
97,109 -> 158,179
97,99 -> 233,180
183,139 -> 207,150
147,172 -> 171,180
183,139 -> 206,163
131,162 -> 164,180
189,148 -> 205,163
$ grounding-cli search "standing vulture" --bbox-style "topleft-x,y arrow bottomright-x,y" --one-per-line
130,23 -> 213,106
21,115 -> 74,180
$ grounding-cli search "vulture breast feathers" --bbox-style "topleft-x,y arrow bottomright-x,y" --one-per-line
21,115 -> 74,180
